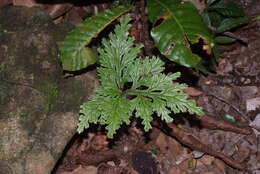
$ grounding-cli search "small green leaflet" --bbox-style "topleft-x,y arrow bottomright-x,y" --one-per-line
215,17 -> 248,33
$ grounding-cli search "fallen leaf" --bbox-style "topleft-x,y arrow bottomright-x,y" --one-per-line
169,167 -> 181,174
246,97 -> 260,111
0,0 -> 12,7
200,172 -> 216,174
13,0 -> 40,7
196,155 -> 215,167
184,87 -> 203,96
192,150 -> 205,159
155,132 -> 183,161
213,158 -> 226,174
64,165 -> 97,174
217,58 -> 233,75
178,158 -> 193,170
90,135 -> 109,151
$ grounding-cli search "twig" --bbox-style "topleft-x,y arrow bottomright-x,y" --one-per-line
196,114 -> 252,135
205,93 -> 249,122
153,122 -> 245,170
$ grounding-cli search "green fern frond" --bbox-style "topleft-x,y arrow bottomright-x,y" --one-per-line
78,15 -> 204,138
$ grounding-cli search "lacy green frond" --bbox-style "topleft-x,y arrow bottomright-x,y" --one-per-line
78,15 -> 204,138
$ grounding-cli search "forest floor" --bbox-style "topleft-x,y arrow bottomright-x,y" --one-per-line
1,0 -> 259,174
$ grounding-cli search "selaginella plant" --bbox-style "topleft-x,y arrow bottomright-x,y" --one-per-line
77,15 -> 204,138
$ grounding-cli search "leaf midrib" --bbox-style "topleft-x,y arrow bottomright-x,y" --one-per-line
155,0 -> 187,41
74,7 -> 131,58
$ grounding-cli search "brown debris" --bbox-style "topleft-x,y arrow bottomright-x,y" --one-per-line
0,0 -> 12,7
184,87 -> 203,97
196,114 -> 252,135
79,150 -> 118,166
154,122 -> 245,170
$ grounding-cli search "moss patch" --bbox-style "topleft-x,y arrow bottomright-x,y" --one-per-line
40,83 -> 60,112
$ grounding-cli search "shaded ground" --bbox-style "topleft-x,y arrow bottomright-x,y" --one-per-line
0,0 -> 259,174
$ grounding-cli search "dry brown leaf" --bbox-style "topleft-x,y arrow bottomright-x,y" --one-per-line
44,4 -> 73,19
155,132 -> 183,161
217,58 -> 233,75
169,167 -> 182,174
90,135 -> 109,151
200,172 -> 216,174
0,0 -> 12,7
178,158 -> 192,170
246,97 -> 260,111
213,158 -> 226,174
60,165 -> 97,174
184,87 -> 203,96
13,0 -> 40,7
64,7 -> 83,25
196,155 -> 215,166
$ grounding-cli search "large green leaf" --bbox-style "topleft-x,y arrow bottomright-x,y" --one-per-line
147,0 -> 214,68
215,36 -> 236,44
210,1 -> 245,17
207,0 -> 220,6
215,17 -> 248,33
59,6 -> 133,71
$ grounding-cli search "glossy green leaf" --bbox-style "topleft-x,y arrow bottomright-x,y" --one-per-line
147,0 -> 214,68
216,17 -> 248,33
59,6 -> 133,71
208,11 -> 222,28
201,12 -> 212,27
207,0 -> 220,6
219,113 -> 236,123
215,36 -> 236,44
211,1 -> 245,17
148,0 -> 213,67
212,44 -> 220,59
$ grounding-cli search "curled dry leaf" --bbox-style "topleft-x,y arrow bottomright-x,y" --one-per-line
169,167 -> 181,174
217,58 -> 233,75
184,87 -> 203,97
13,0 -> 39,7
246,97 -> 260,112
44,4 -> 73,19
60,165 -> 97,174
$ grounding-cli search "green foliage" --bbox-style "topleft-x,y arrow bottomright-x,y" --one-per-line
219,113 -> 247,126
147,0 -> 214,69
254,15 -> 260,21
202,0 -> 248,45
150,146 -> 159,154
78,16 -> 204,138
215,17 -> 248,33
59,6 -> 133,71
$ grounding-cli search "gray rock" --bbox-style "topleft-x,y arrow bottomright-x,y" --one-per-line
0,6 -> 98,174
